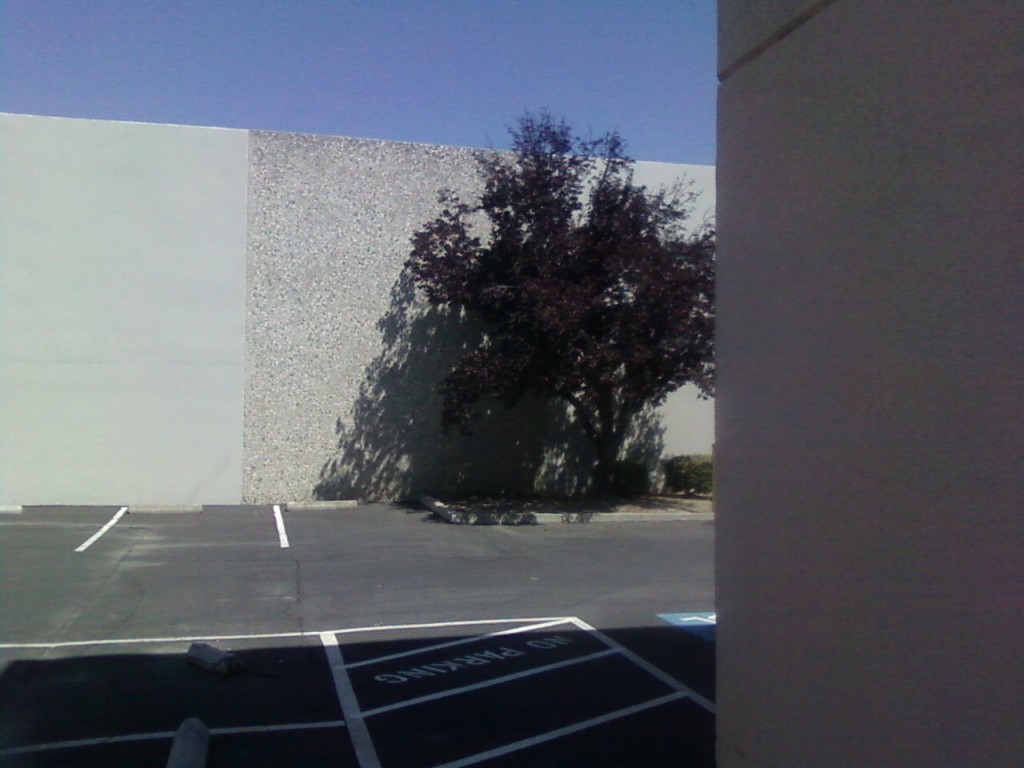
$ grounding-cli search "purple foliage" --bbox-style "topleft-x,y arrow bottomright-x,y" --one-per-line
406,112 -> 714,494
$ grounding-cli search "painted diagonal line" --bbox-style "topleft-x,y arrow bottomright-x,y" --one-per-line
431,692 -> 688,768
362,649 -> 616,718
0,720 -> 346,757
347,618 -> 572,669
321,631 -> 381,768
273,504 -> 290,548
74,507 -> 128,552
569,617 -> 716,714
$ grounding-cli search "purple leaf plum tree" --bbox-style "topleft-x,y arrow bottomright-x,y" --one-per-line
407,112 -> 714,495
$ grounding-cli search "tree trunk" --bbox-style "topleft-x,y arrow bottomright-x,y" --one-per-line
561,387 -> 626,497
590,387 -> 623,496
590,429 -> 620,497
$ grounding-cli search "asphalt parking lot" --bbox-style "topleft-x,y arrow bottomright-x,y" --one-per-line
0,504 -> 715,767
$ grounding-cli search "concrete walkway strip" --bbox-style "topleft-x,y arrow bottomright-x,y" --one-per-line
165,718 -> 208,768
74,506 -> 128,552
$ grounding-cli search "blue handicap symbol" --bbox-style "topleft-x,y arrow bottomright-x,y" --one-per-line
658,612 -> 716,642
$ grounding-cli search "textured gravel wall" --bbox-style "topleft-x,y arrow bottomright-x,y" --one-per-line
245,131 -> 713,502
246,133 -> 564,501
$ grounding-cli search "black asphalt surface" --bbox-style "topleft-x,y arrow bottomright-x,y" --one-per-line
0,504 -> 715,767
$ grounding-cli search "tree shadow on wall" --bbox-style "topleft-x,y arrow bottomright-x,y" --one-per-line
314,270 -> 665,502
531,405 -> 667,497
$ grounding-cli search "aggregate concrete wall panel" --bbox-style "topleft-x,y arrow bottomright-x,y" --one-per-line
245,132 -> 508,503
715,1 -> 1024,766
244,136 -> 716,502
0,114 -> 248,505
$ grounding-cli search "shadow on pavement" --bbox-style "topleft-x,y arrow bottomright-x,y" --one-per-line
0,624 -> 714,768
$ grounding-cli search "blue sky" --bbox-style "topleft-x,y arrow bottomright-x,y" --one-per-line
1,1 -> 717,164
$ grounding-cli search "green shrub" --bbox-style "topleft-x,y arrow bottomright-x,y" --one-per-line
610,460 -> 650,497
663,454 -> 713,496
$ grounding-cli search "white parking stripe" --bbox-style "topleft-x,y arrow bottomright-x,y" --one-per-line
569,617 -> 716,714
0,615 -> 707,764
74,507 -> 128,552
361,649 -> 616,718
347,618 -> 572,669
273,504 -> 290,548
0,720 -> 346,758
0,617 -> 575,650
320,631 -> 381,768
431,692 -> 688,768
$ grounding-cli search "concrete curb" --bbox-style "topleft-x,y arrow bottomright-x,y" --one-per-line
420,496 -> 538,526
128,505 -> 204,514
421,496 -> 712,525
284,500 -> 359,511
166,717 -> 208,768
0,506 -> 23,514
533,511 -> 714,524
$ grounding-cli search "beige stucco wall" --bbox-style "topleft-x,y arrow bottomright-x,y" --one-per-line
637,162 -> 716,459
716,2 -> 1024,766
0,114 -> 249,505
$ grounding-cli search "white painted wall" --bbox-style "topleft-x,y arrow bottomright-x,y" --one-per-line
0,114 -> 249,505
716,2 -> 1024,766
